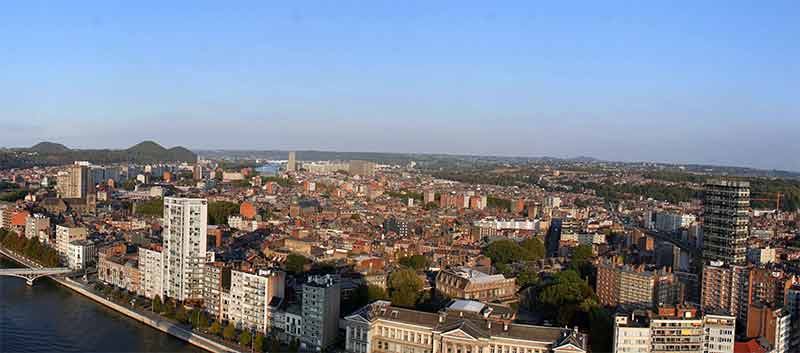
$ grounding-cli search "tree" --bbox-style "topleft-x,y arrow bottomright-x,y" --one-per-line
368,284 -> 388,301
516,269 -> 540,289
208,201 -> 240,225
285,254 -> 310,274
483,239 -> 532,265
175,304 -> 188,323
197,311 -> 209,329
209,321 -> 222,336
223,322 -> 237,341
152,295 -> 163,313
269,336 -> 281,353
253,333 -> 265,352
289,338 -> 300,352
398,255 -> 429,271
239,330 -> 252,347
521,238 -> 545,260
537,270 -> 597,326
571,245 -> 593,267
389,268 -> 424,308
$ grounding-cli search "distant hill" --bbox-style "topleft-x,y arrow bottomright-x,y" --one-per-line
10,141 -> 197,166
30,142 -> 70,154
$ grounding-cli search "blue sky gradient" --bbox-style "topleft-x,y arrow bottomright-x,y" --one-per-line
1,1 -> 798,170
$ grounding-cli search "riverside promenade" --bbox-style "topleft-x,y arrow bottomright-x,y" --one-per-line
0,246 -> 244,353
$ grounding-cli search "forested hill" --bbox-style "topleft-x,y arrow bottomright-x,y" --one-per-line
0,141 -> 196,168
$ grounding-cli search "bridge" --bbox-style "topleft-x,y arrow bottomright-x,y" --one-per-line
0,246 -> 73,285
0,267 -> 73,285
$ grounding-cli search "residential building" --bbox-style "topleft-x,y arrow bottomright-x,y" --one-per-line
138,245 -> 164,300
746,305 -> 791,353
702,180 -> 749,265
287,151 -> 297,172
597,264 -> 681,309
56,164 -> 91,199
25,214 -> 50,242
55,225 -> 88,258
613,307 -> 735,353
163,197 -> 208,301
228,268 -> 285,334
701,261 -> 751,324
67,239 -> 95,270
302,274 -> 341,351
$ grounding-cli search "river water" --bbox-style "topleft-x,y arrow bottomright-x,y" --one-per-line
0,255 -> 203,353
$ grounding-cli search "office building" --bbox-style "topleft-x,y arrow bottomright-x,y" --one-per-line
344,300 -> 587,353
302,274 -> 341,351
163,197 -> 208,301
703,180 -> 749,265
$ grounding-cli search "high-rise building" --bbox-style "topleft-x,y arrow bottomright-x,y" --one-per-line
349,160 -> 375,176
162,197 -> 208,301
227,269 -> 285,334
287,151 -> 297,172
138,245 -> 164,300
25,214 -> 50,242
701,261 -> 751,324
702,180 -> 750,265
597,263 -> 682,309
56,164 -> 92,199
302,274 -> 341,351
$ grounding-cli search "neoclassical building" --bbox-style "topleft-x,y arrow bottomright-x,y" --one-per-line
344,300 -> 587,353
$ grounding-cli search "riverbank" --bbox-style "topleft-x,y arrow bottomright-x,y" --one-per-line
0,246 -> 244,353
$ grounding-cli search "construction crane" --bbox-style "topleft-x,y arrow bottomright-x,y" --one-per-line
750,192 -> 782,211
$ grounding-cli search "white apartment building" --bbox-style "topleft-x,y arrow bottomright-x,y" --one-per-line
227,269 -> 285,334
302,274 -> 341,351
56,225 -> 88,258
612,308 -> 734,353
67,239 -> 95,270
25,213 -> 50,242
138,246 -> 164,300
162,197 -> 208,301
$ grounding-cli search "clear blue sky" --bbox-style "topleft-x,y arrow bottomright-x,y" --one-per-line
1,1 -> 798,171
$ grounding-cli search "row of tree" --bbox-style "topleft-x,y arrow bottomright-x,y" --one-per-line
0,229 -> 60,267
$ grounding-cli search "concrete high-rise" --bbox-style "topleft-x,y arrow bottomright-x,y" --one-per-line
302,274 -> 340,351
162,197 -> 208,301
56,164 -> 92,199
702,180 -> 750,265
287,151 -> 297,172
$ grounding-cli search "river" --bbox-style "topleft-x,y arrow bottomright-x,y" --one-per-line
0,255 -> 203,353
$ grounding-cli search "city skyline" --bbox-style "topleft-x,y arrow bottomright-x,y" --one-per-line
2,2 -> 799,171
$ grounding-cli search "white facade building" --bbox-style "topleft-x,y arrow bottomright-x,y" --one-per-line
227,269 -> 285,334
163,197 -> 208,301
56,225 -> 88,259
67,239 -> 95,270
138,246 -> 164,300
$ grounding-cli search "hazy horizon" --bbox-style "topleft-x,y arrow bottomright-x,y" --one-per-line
2,2 -> 798,171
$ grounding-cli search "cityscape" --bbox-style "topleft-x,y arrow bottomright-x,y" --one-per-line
2,2 -> 800,353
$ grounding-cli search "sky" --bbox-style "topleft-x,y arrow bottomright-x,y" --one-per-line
1,1 -> 798,171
